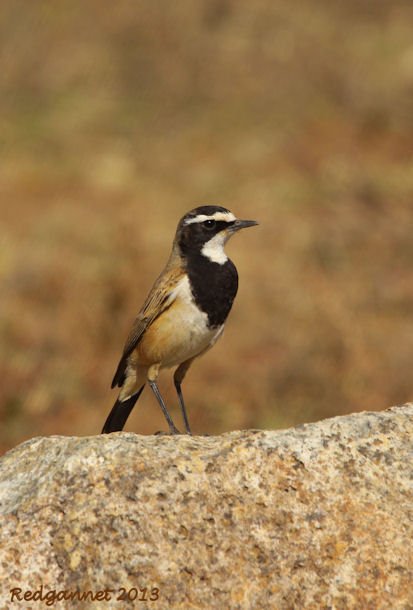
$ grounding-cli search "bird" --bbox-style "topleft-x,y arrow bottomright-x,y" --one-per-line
101,205 -> 258,435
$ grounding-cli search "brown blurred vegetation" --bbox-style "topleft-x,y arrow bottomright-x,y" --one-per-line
1,0 -> 413,453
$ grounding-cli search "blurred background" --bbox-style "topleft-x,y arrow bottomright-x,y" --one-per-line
1,0 -> 413,453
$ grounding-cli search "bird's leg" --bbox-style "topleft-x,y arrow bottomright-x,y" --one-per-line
174,359 -> 194,435
148,364 -> 181,435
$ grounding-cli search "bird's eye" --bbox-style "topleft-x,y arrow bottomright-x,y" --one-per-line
203,219 -> 216,230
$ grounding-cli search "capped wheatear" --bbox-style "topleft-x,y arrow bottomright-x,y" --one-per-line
102,205 -> 258,434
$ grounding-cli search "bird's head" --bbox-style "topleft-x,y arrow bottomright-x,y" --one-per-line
175,205 -> 258,264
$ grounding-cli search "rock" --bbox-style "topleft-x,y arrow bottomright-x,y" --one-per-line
0,405 -> 412,609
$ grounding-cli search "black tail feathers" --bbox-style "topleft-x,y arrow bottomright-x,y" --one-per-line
101,386 -> 145,434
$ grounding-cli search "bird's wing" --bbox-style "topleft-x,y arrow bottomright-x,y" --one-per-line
111,264 -> 184,388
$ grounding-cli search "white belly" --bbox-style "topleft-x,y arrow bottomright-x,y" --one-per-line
137,276 -> 224,368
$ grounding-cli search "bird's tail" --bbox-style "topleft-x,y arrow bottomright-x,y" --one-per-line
101,386 -> 145,434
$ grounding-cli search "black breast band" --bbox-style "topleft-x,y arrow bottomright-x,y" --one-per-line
186,255 -> 238,328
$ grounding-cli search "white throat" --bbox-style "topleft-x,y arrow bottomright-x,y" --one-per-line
201,233 -> 228,265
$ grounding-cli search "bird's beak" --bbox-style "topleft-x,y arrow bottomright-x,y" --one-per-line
229,218 -> 259,232
228,218 -> 258,233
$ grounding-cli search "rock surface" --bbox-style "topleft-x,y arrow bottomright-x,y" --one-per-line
0,405 -> 412,609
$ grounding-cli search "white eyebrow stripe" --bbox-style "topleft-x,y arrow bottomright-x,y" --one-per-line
184,212 -> 236,225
